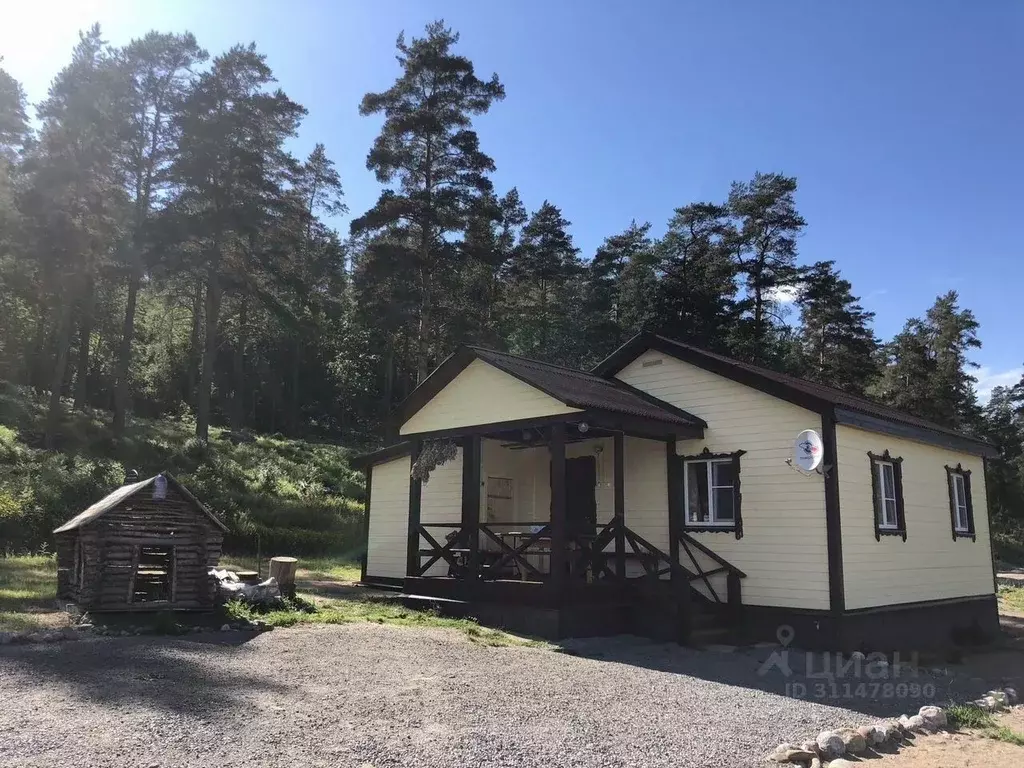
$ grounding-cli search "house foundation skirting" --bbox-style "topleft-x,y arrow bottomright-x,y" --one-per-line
740,594 -> 1000,652
370,578 -> 999,650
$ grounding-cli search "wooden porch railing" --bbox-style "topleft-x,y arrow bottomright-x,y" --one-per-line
679,531 -> 746,608
412,520 -> 747,613
414,522 -> 554,580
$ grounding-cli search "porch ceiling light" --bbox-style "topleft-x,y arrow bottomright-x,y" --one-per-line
578,422 -> 590,434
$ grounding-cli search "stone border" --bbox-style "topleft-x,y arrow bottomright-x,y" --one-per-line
767,688 -> 1019,767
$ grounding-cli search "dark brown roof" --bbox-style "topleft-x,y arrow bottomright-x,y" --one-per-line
467,347 -> 706,428
594,333 -> 996,457
54,472 -> 228,533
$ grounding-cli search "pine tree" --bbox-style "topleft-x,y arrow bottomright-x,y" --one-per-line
22,25 -> 127,445
503,201 -> 582,362
727,172 -> 806,362
460,188 -> 526,349
351,20 -> 505,383
584,220 -> 652,356
284,143 -> 346,434
983,381 -> 1024,525
110,32 -> 207,434
926,291 -> 983,427
0,63 -> 30,382
794,260 -> 878,395
654,202 -> 737,351
0,61 -> 27,247
171,44 -> 306,440
872,291 -> 982,429
0,60 -> 28,160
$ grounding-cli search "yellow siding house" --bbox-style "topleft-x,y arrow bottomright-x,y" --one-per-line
354,334 -> 999,651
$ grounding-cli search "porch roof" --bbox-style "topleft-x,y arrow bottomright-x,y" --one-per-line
396,346 -> 706,439
467,347 -> 706,429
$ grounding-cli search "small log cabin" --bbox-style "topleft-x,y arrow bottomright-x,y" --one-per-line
54,472 -> 227,612
354,333 -> 1000,651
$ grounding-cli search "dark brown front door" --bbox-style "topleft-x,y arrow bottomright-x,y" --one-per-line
565,456 -> 597,537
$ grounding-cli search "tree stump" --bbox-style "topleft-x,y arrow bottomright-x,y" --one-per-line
269,556 -> 298,599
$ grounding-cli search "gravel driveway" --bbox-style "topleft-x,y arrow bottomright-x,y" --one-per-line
0,624 -> 996,768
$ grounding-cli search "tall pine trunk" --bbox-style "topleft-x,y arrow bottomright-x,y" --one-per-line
381,345 -> 395,434
73,277 -> 95,410
30,310 -> 48,392
289,340 -> 301,435
45,285 -> 77,449
230,296 -> 248,430
196,250 -> 222,441
416,268 -> 432,383
112,262 -> 141,435
186,277 -> 203,406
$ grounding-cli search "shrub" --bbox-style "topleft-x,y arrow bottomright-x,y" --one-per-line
947,703 -> 994,730
0,384 -> 366,556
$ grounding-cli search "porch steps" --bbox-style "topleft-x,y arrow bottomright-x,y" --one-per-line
686,606 -> 736,648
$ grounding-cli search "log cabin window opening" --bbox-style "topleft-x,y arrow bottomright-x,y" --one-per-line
132,546 -> 174,603
946,464 -> 975,540
868,450 -> 906,540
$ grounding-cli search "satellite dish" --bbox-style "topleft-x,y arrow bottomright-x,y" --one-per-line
793,430 -> 824,472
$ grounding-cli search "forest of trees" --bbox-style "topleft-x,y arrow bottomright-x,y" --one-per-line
0,21 -> 1022,529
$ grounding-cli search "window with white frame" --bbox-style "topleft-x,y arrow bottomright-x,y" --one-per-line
875,461 -> 898,529
868,450 -> 906,540
683,455 -> 738,528
946,464 -> 975,539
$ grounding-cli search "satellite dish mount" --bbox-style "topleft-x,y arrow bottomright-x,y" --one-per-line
786,429 -> 830,477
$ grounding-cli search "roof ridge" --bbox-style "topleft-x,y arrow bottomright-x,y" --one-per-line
648,334 -> 987,442
467,345 -> 607,379
649,334 -> 928,417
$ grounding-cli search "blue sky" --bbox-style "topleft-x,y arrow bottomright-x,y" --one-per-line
2,1 -> 1021,396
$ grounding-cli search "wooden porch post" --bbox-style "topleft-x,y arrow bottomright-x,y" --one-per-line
461,435 -> 482,580
549,422 -> 567,596
666,437 -> 691,641
406,439 -> 423,579
614,432 -> 626,582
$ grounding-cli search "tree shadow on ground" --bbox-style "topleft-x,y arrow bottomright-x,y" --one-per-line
0,632 -> 291,720
556,634 -> 1019,720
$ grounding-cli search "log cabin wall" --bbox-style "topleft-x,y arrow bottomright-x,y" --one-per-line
56,483 -> 223,612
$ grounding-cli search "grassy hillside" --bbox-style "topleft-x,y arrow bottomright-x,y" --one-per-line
0,382 -> 366,557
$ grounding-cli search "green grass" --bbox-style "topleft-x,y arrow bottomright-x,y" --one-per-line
0,552 -> 538,649
947,703 -> 1024,746
0,380 -> 368,557
948,703 -> 996,730
224,593 -> 543,648
0,554 -> 65,631
297,557 -> 361,582
218,555 -> 361,584
988,725 -> 1024,747
998,584 -> 1024,612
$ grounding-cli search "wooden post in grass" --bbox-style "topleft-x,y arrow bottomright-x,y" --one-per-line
269,556 -> 298,598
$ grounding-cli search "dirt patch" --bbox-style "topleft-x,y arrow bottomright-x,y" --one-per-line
879,730 -> 1023,767
876,710 -> 1024,766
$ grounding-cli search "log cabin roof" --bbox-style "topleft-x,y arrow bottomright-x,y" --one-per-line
53,472 -> 228,534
